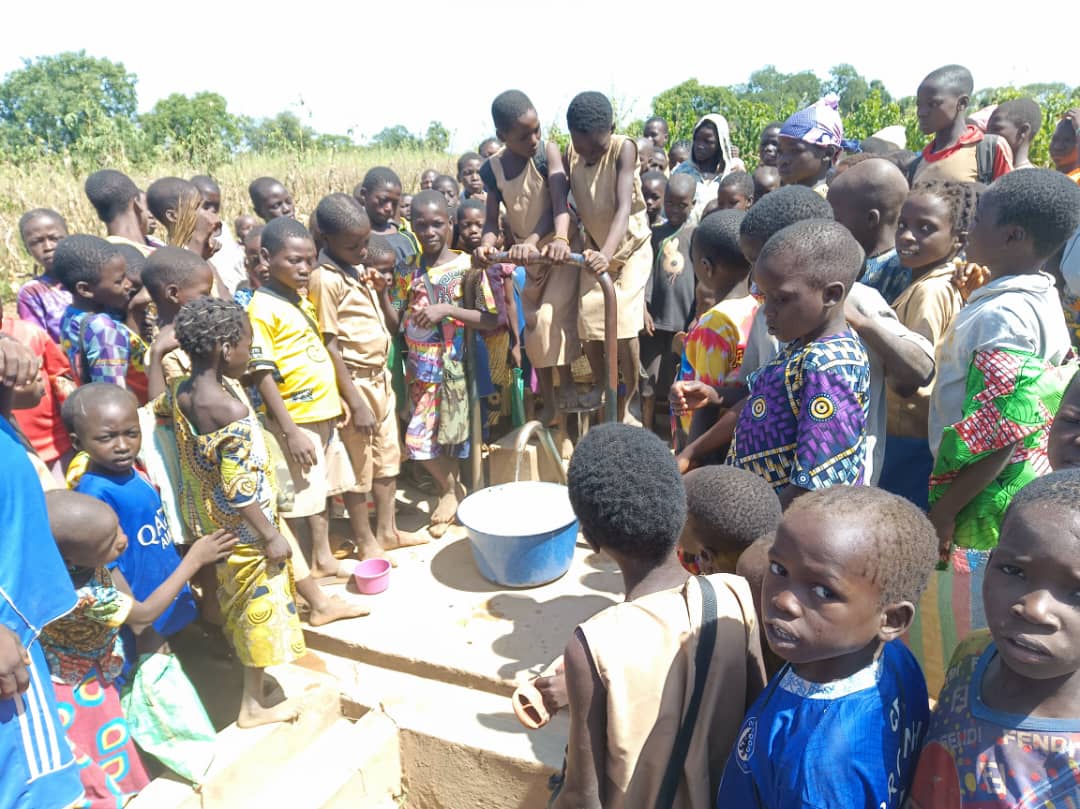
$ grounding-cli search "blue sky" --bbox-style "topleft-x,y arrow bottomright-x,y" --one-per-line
2,1 -> 1073,153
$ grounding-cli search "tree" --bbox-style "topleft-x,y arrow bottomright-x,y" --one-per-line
241,112 -> 316,153
740,67 -> 821,110
0,51 -> 141,161
651,79 -> 740,142
827,64 -> 870,115
424,121 -> 450,152
370,125 -> 421,150
141,92 -> 241,166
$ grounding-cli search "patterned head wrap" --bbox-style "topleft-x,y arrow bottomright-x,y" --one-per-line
780,94 -> 845,150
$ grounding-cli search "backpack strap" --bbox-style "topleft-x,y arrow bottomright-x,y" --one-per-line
906,153 -> 923,185
654,576 -> 718,809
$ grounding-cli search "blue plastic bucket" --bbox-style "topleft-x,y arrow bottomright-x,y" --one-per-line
457,481 -> 579,588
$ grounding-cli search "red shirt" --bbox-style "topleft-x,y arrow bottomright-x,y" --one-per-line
2,319 -> 73,464
918,124 -> 1012,182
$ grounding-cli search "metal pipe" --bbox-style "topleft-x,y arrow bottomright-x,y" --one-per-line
513,420 -> 569,485
596,270 -> 618,424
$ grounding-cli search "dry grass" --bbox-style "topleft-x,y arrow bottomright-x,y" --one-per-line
0,147 -> 455,300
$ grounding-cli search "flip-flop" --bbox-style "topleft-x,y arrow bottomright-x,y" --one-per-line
512,682 -> 551,730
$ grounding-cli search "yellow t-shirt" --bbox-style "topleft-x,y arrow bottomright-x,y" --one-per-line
246,288 -> 341,424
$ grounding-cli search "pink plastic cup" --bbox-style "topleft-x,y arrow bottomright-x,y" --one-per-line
353,558 -> 391,595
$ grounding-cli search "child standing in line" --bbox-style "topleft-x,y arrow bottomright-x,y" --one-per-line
905,470 -> 1080,807
457,152 -> 485,200
727,220 -> 870,506
405,191 -> 498,537
309,194 -> 425,558
16,208 -> 71,343
910,65 -> 1012,185
670,210 -> 757,466
170,297 -> 315,727
247,217 -> 356,580
879,181 -> 975,510
777,95 -> 846,195
917,169 -> 1080,696
714,170 -> 754,211
827,158 -> 913,304
758,122 -> 782,166
84,169 -> 154,257
476,90 -> 581,424
987,98 -> 1042,171
63,384 -> 199,661
555,91 -> 653,423
146,177 -> 222,264
717,485 -> 937,808
248,177 -> 296,222
235,214 -> 258,246
553,424 -> 766,809
53,236 -> 139,395
752,165 -> 781,202
640,170 -> 668,227
41,490 -> 234,805
0,310 -> 74,483
641,173 -> 697,436
234,225 -> 267,308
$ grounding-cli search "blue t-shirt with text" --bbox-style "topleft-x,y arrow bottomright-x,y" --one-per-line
76,468 -> 197,638
717,640 -> 929,809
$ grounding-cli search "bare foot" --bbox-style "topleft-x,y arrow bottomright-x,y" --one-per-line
430,488 -> 460,526
307,595 -> 370,627
309,559 -> 358,581
379,530 -> 429,550
237,696 -> 301,729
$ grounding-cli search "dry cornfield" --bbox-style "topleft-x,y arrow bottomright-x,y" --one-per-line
0,147 -> 455,301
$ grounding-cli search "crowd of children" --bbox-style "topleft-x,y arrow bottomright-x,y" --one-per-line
6,59 -> 1080,808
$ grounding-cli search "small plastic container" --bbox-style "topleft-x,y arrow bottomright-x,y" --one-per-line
353,558 -> 391,595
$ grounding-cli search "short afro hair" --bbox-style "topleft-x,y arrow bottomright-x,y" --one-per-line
760,218 -> 864,290
684,465 -> 781,553
261,216 -> 313,257
315,193 -> 369,236
739,185 -> 834,247
568,423 -> 686,563
358,167 -> 402,196
992,98 -> 1042,136
718,170 -> 755,199
141,246 -> 211,305
146,176 -> 198,223
859,137 -> 896,155
643,115 -> 669,134
693,209 -> 751,271
61,382 -> 137,436
566,91 -> 613,134
478,137 -> 502,155
456,152 -> 483,176
18,208 -> 67,241
787,486 -> 937,605
190,175 -> 220,196
1005,469 -> 1080,523
410,189 -> 450,221
665,172 -> 697,198
640,170 -> 667,189
248,176 -> 287,206
84,169 -> 141,224
921,64 -> 974,97
909,180 -> 980,236
457,198 -> 485,219
432,175 -> 459,194
114,244 -> 147,283
364,234 -> 395,265
175,296 -> 248,362
982,168 -> 1080,259
52,234 -> 120,294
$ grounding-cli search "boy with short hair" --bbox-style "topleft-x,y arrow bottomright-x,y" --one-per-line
53,235 -> 137,392
146,176 -> 222,261
457,152 -> 485,200
668,139 -> 691,169
640,170 -> 667,227
726,219 -> 870,505
643,115 -> 669,148
554,423 -> 766,809
235,214 -> 258,246
828,158 -> 913,303
758,122 -> 782,166
910,64 -> 1012,184
918,169 -> 1080,694
987,98 -> 1042,170
247,217 -> 356,579
717,485 -> 936,808
715,170 -> 754,210
751,165 -> 780,202
905,469 -> 1080,808
193,174 -> 247,296
16,208 -> 71,343
1050,110 -> 1080,180
309,193 -> 422,559
641,173 -> 697,435
63,383 -> 199,659
248,176 -> 296,222
84,169 -> 154,257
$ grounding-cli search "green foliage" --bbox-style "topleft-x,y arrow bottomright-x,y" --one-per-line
141,92 -> 241,166
0,51 -> 143,167
843,89 -> 904,142
241,112 -> 317,154
370,121 -> 451,153
424,121 -> 450,152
